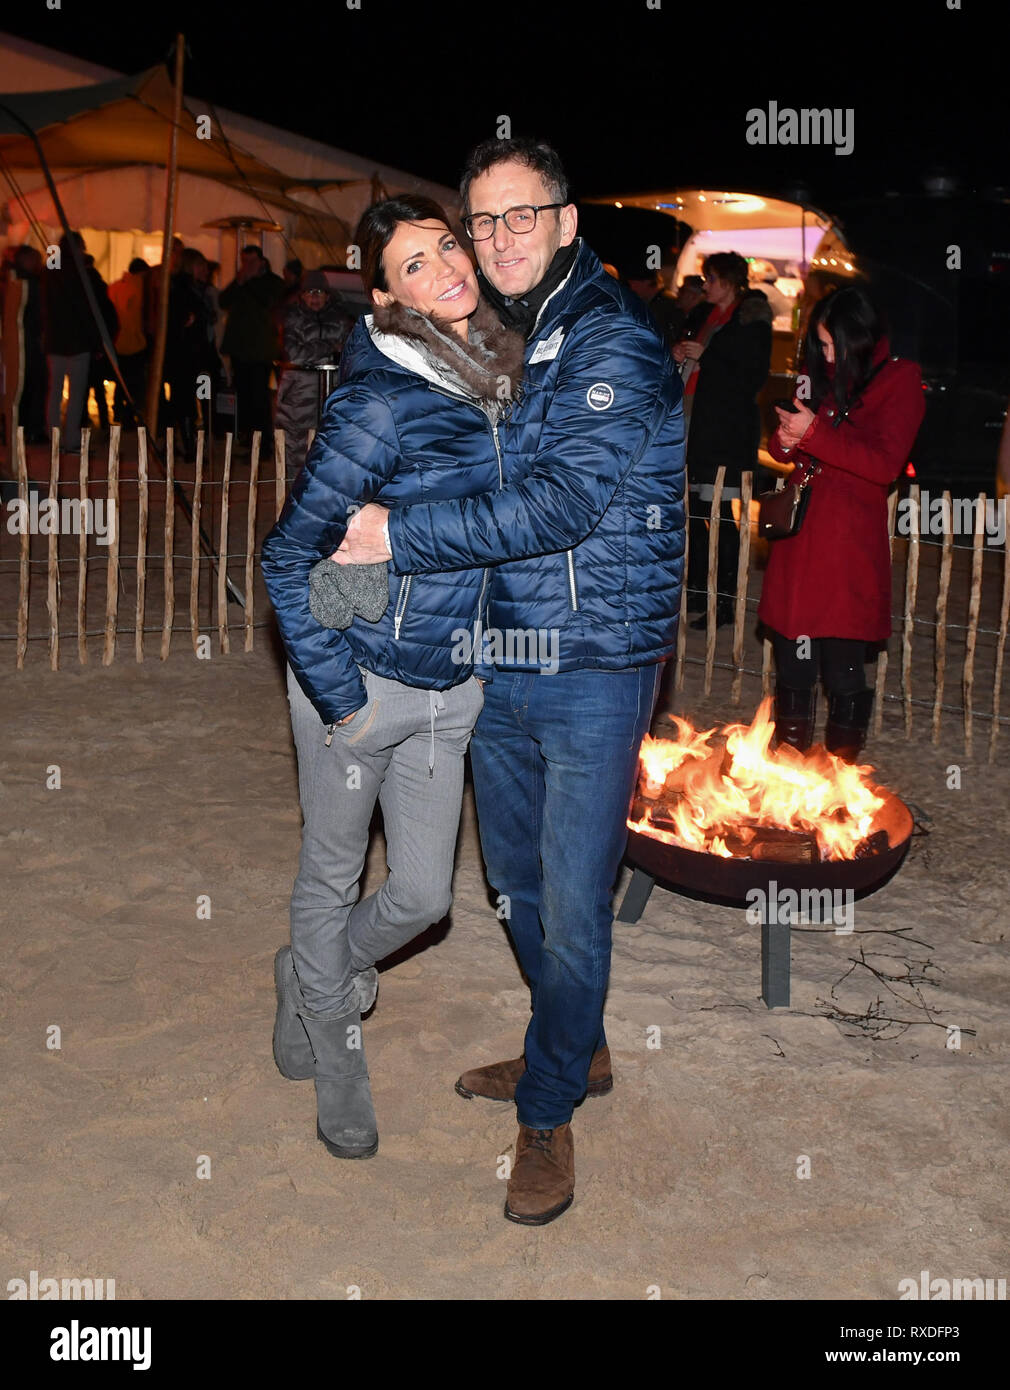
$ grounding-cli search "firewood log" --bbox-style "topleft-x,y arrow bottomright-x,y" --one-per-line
854,829 -> 889,859
748,827 -> 819,864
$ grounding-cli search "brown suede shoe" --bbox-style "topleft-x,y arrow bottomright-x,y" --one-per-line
455,1045 -> 613,1102
505,1123 -> 575,1225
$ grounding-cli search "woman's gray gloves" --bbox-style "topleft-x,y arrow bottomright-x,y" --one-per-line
308,558 -> 390,629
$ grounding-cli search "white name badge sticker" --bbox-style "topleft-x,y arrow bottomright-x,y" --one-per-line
529,328 -> 565,364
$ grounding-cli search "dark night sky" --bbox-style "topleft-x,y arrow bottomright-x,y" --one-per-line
3,1 -> 1002,208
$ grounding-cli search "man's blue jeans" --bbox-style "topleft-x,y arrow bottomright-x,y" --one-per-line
470,665 -> 661,1129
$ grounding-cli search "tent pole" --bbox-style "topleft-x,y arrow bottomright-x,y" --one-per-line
0,87 -> 246,611
145,33 -> 185,438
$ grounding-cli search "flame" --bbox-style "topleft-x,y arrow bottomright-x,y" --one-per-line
628,697 -> 887,862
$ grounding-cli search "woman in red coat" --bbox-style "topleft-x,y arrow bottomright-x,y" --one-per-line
759,286 -> 925,761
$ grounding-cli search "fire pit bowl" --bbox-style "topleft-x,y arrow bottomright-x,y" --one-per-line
625,787 -> 913,903
616,699 -> 916,1007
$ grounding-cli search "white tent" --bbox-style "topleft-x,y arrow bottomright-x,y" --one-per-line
0,31 -> 460,283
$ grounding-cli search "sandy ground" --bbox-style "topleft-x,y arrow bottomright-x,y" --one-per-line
3,614 -> 1009,1301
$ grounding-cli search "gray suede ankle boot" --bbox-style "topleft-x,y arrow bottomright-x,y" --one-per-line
273,946 -> 378,1082
298,1008 -> 378,1159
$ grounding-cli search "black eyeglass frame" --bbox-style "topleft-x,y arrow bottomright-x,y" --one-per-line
463,203 -> 565,241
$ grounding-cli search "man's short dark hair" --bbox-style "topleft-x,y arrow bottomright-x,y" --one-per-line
240,244 -> 263,259
460,137 -> 569,212
128,257 -> 150,275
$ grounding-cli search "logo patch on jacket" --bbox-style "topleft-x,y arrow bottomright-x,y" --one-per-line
529,327 -> 565,363
586,382 -> 615,411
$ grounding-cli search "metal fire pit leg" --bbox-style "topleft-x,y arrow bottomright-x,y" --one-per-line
616,868 -> 655,924
760,900 -> 791,1008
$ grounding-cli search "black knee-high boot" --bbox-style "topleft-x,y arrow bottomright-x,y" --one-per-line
773,684 -> 817,753
824,689 -> 874,763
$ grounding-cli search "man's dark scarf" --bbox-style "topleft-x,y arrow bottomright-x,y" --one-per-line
478,239 -> 580,340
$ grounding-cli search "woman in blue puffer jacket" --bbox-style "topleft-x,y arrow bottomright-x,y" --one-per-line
260,196 -> 524,1162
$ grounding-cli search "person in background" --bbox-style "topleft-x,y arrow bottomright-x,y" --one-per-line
759,285 -> 925,761
282,257 -> 303,299
275,269 -> 355,480
163,247 -> 209,459
79,254 -> 113,428
146,236 -> 184,345
42,232 -> 117,455
190,253 -> 224,439
673,250 -> 772,626
622,258 -> 682,350
655,274 -> 706,345
748,259 -> 792,326
219,245 -> 283,450
108,257 -> 149,426
202,260 -> 223,351
676,274 -> 706,314
12,245 -> 47,444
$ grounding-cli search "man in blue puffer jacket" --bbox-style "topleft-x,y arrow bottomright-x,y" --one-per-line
337,140 -> 685,1224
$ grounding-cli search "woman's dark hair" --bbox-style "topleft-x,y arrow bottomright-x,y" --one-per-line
702,251 -> 749,294
804,284 -> 886,412
355,195 -> 453,295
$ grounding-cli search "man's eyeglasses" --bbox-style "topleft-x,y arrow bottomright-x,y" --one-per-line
463,204 -> 564,242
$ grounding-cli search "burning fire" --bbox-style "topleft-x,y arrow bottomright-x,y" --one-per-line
627,697 -> 887,862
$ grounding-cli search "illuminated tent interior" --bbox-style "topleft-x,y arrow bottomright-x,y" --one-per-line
0,35 -> 458,283
582,188 -> 859,353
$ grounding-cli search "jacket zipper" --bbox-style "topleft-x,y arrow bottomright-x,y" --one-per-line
566,550 -> 579,611
491,420 -> 504,487
393,574 -> 412,639
475,566 -> 489,624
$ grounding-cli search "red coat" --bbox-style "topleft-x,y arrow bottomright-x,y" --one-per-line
758,341 -> 925,642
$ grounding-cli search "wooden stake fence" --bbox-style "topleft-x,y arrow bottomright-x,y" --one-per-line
731,471 -> 752,706
161,429 -> 175,660
244,436 -> 260,652
989,537 -> 1010,762
217,434 -> 232,655
102,425 -> 121,666
46,430 -> 59,670
962,497 -> 986,758
7,436 -> 1010,760
189,431 -> 203,654
77,433 -> 89,664
135,430 -> 148,662
932,492 -> 954,744
872,490 -> 899,736
901,483 -> 920,734
703,465 -> 725,696
16,427 -> 29,669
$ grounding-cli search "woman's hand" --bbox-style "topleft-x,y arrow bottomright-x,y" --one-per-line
775,402 -> 815,448
675,339 -> 705,363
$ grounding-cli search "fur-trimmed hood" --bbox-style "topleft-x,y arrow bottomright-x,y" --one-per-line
369,295 -> 525,413
736,289 -> 774,328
